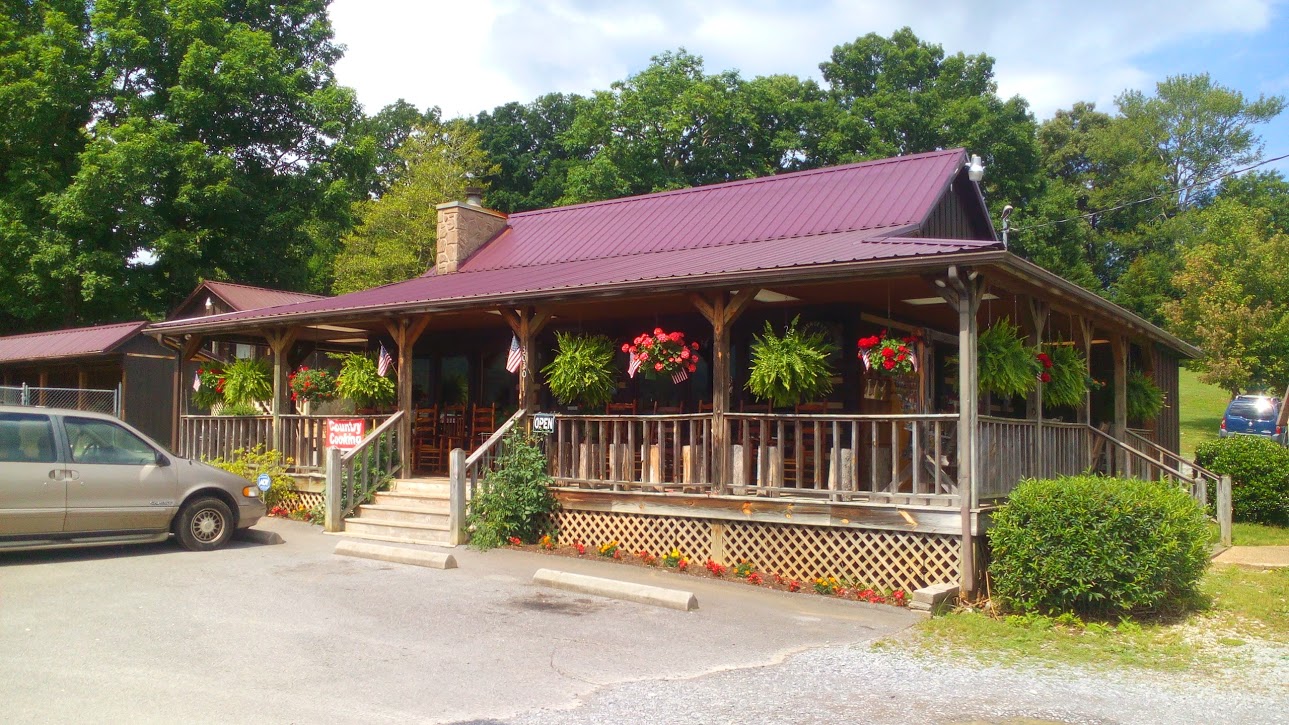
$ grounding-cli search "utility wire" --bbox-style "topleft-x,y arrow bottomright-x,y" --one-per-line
1010,151 -> 1289,233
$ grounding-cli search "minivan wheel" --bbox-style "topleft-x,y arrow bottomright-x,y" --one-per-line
175,497 -> 234,551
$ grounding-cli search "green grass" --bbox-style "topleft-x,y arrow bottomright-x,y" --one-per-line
1209,521 -> 1289,547
1178,367 -> 1229,459
900,566 -> 1289,673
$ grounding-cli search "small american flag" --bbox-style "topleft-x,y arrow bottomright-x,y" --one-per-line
671,367 -> 688,384
505,335 -> 524,373
193,372 -> 202,392
377,344 -> 394,377
627,354 -> 641,379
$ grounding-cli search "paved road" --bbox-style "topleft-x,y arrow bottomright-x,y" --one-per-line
4,520 -> 1284,724
0,518 -> 914,724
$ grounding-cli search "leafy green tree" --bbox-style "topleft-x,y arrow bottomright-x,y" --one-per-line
332,120 -> 494,293
472,93 -> 584,213
1163,199 -> 1289,394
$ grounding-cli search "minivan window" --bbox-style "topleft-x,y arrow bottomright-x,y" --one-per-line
1228,400 -> 1277,421
64,417 -> 157,465
0,412 -> 58,463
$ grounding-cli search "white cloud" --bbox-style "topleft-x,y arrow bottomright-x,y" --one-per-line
329,0 -> 1280,120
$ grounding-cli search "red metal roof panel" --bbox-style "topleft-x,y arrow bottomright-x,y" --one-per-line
0,321 -> 147,364
202,281 -> 325,312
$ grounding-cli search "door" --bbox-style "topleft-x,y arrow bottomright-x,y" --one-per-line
0,412 -> 65,535
62,416 -> 178,533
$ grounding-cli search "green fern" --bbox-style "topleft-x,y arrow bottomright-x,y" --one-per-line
542,332 -> 618,408
977,319 -> 1039,399
746,317 -> 837,408
1041,342 -> 1088,409
1127,370 -> 1164,422
221,357 -> 272,407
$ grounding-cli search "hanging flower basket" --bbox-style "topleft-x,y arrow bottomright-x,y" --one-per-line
624,327 -> 700,383
858,331 -> 919,377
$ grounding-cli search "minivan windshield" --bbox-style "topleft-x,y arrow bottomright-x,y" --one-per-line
1228,400 -> 1277,421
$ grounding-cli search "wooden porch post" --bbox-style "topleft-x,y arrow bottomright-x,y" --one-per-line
1111,334 -> 1129,474
692,288 -> 758,492
264,328 -> 299,454
1023,299 -> 1049,475
173,334 -> 205,453
385,315 -> 431,473
501,307 -> 551,416
939,266 -> 982,596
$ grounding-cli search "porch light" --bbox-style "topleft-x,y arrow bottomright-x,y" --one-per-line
966,154 -> 985,182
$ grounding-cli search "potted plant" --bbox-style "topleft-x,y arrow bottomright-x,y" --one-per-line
331,352 -> 395,411
542,332 -> 618,409
625,327 -> 700,382
747,317 -> 837,408
220,357 -> 272,411
288,366 -> 337,415
857,330 -> 918,399
1039,343 -> 1089,409
1127,370 -> 1164,423
976,319 -> 1039,399
192,365 -> 225,411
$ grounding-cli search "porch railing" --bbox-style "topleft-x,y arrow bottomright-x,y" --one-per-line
448,409 -> 527,545
548,413 -> 716,492
178,413 -> 392,469
978,417 -> 1091,501
323,411 -> 405,530
179,415 -> 273,461
726,413 -> 961,505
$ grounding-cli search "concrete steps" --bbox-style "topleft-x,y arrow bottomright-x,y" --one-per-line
341,477 -> 454,546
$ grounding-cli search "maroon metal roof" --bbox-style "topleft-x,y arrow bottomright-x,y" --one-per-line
203,281 -> 324,311
150,149 -> 991,331
0,321 -> 147,364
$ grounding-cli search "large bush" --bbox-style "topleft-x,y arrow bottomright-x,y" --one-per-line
466,432 -> 558,549
988,476 -> 1209,617
208,445 -> 295,509
1195,435 -> 1289,525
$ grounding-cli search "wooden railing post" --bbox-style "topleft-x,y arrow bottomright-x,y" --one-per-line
265,328 -> 298,455
1218,474 -> 1233,548
691,288 -> 757,493
938,265 -> 981,596
449,448 -> 468,545
1111,334 -> 1129,475
324,447 -> 343,532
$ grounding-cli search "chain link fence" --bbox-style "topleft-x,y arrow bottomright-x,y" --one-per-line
0,384 -> 122,416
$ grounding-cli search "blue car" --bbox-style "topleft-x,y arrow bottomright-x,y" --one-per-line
1219,395 -> 1285,445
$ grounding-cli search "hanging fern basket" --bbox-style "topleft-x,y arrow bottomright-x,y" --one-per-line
745,317 -> 837,408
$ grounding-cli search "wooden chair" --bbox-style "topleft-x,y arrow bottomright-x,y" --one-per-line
697,400 -> 713,413
653,402 -> 684,414
470,404 -> 496,446
413,405 -> 443,473
439,404 -> 468,453
605,402 -> 637,415
787,402 -> 831,488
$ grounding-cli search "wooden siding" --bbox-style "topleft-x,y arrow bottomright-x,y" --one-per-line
120,335 -> 177,445
1153,344 -> 1182,454
919,184 -> 989,239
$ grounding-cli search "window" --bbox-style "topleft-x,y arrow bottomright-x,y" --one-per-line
1228,400 -> 1277,422
64,417 -> 157,465
0,413 -> 57,463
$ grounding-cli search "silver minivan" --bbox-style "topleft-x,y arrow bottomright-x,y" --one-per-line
0,406 -> 264,552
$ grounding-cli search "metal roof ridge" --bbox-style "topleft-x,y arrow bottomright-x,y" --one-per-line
202,280 -> 327,298
457,223 -> 928,275
507,148 -> 967,219
0,320 -> 146,341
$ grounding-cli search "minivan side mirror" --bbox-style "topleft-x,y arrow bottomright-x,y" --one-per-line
155,451 -> 171,467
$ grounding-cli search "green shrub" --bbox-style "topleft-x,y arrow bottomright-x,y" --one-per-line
207,444 -> 295,509
1195,436 -> 1289,525
467,432 -> 557,549
988,476 -> 1209,618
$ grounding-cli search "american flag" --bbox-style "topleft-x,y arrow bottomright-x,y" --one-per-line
505,335 -> 525,373
627,354 -> 641,379
671,368 -> 688,384
193,372 -> 202,392
377,344 -> 394,377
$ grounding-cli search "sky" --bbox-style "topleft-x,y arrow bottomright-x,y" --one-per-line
328,0 -> 1289,174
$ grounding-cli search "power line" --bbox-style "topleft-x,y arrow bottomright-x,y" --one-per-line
1010,151 -> 1289,234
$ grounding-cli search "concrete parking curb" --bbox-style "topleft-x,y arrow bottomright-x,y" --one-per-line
532,568 -> 698,611
334,540 -> 458,569
237,528 -> 284,545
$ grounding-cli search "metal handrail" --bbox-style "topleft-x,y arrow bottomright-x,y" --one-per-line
465,408 -> 527,468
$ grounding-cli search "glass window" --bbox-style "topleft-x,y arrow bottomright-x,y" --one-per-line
64,417 -> 157,465
1228,400 -> 1277,421
0,413 -> 58,463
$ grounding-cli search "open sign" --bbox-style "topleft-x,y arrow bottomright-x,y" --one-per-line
326,419 -> 366,450
532,413 -> 555,434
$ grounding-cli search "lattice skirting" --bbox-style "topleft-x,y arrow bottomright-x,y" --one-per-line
551,509 -> 960,591
276,489 -> 325,509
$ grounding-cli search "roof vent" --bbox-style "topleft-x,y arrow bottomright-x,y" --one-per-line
464,186 -> 483,207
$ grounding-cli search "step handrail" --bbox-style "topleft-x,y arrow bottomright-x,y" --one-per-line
323,410 -> 406,531
448,409 -> 527,544
1124,429 -> 1221,484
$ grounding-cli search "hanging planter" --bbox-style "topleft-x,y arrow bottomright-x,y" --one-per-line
625,327 -> 699,383
542,332 -> 618,408
1127,371 -> 1164,422
221,357 -> 272,409
976,319 -> 1040,399
330,352 -> 395,409
863,377 -> 891,401
1039,343 -> 1088,409
857,330 -> 919,377
745,317 -> 837,408
193,365 -> 225,410
289,366 -> 337,415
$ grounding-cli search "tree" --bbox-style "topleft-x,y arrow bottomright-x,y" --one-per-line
817,28 -> 1041,208
1163,199 -> 1289,394
0,0 -> 366,330
472,93 -> 584,213
332,120 -> 494,293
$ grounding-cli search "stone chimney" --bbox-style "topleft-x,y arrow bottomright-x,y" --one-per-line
435,188 -> 507,274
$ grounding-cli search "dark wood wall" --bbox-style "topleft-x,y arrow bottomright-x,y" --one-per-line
119,336 -> 177,445
1153,345 -> 1182,454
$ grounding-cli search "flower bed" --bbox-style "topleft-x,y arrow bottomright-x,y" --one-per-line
507,537 -> 909,608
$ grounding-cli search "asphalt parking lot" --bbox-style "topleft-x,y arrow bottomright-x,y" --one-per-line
0,518 -> 917,724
